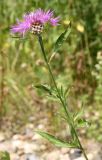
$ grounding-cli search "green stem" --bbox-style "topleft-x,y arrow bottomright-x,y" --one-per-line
37,34 -> 88,160
0,52 -> 5,117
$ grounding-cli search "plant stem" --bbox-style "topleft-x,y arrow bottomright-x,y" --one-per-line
37,34 -> 88,160
0,52 -> 4,117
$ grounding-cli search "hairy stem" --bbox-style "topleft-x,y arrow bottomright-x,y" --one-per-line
37,34 -> 88,160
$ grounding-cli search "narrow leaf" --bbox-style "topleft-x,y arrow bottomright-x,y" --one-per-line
60,85 -> 64,97
34,84 -> 52,95
53,23 -> 71,52
70,126 -> 76,141
49,23 -> 71,63
74,105 -> 84,122
64,86 -> 71,98
36,131 -> 77,148
11,36 -> 22,39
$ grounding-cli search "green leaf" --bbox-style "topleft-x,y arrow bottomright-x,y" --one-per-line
64,86 -> 71,98
60,85 -> 64,98
53,23 -> 71,52
74,106 -> 84,122
36,131 -> 77,148
49,24 -> 71,63
76,119 -> 91,128
34,84 -> 52,95
70,126 -> 76,141
0,151 -> 10,160
46,95 -> 60,102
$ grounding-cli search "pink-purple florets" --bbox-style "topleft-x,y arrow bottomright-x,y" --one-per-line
11,9 -> 59,35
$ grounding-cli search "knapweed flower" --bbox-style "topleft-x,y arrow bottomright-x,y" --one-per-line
11,9 -> 59,36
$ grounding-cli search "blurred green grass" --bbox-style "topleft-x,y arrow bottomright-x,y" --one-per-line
0,0 -> 102,141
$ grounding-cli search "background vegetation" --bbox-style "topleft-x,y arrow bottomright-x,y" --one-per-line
0,0 -> 102,142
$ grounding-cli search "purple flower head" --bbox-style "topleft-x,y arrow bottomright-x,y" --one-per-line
11,9 -> 60,36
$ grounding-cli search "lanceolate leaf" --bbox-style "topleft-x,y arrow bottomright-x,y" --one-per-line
74,105 -> 84,122
74,108 -> 84,121
34,84 -> 52,95
36,131 -> 77,148
70,126 -> 77,141
53,23 -> 71,52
